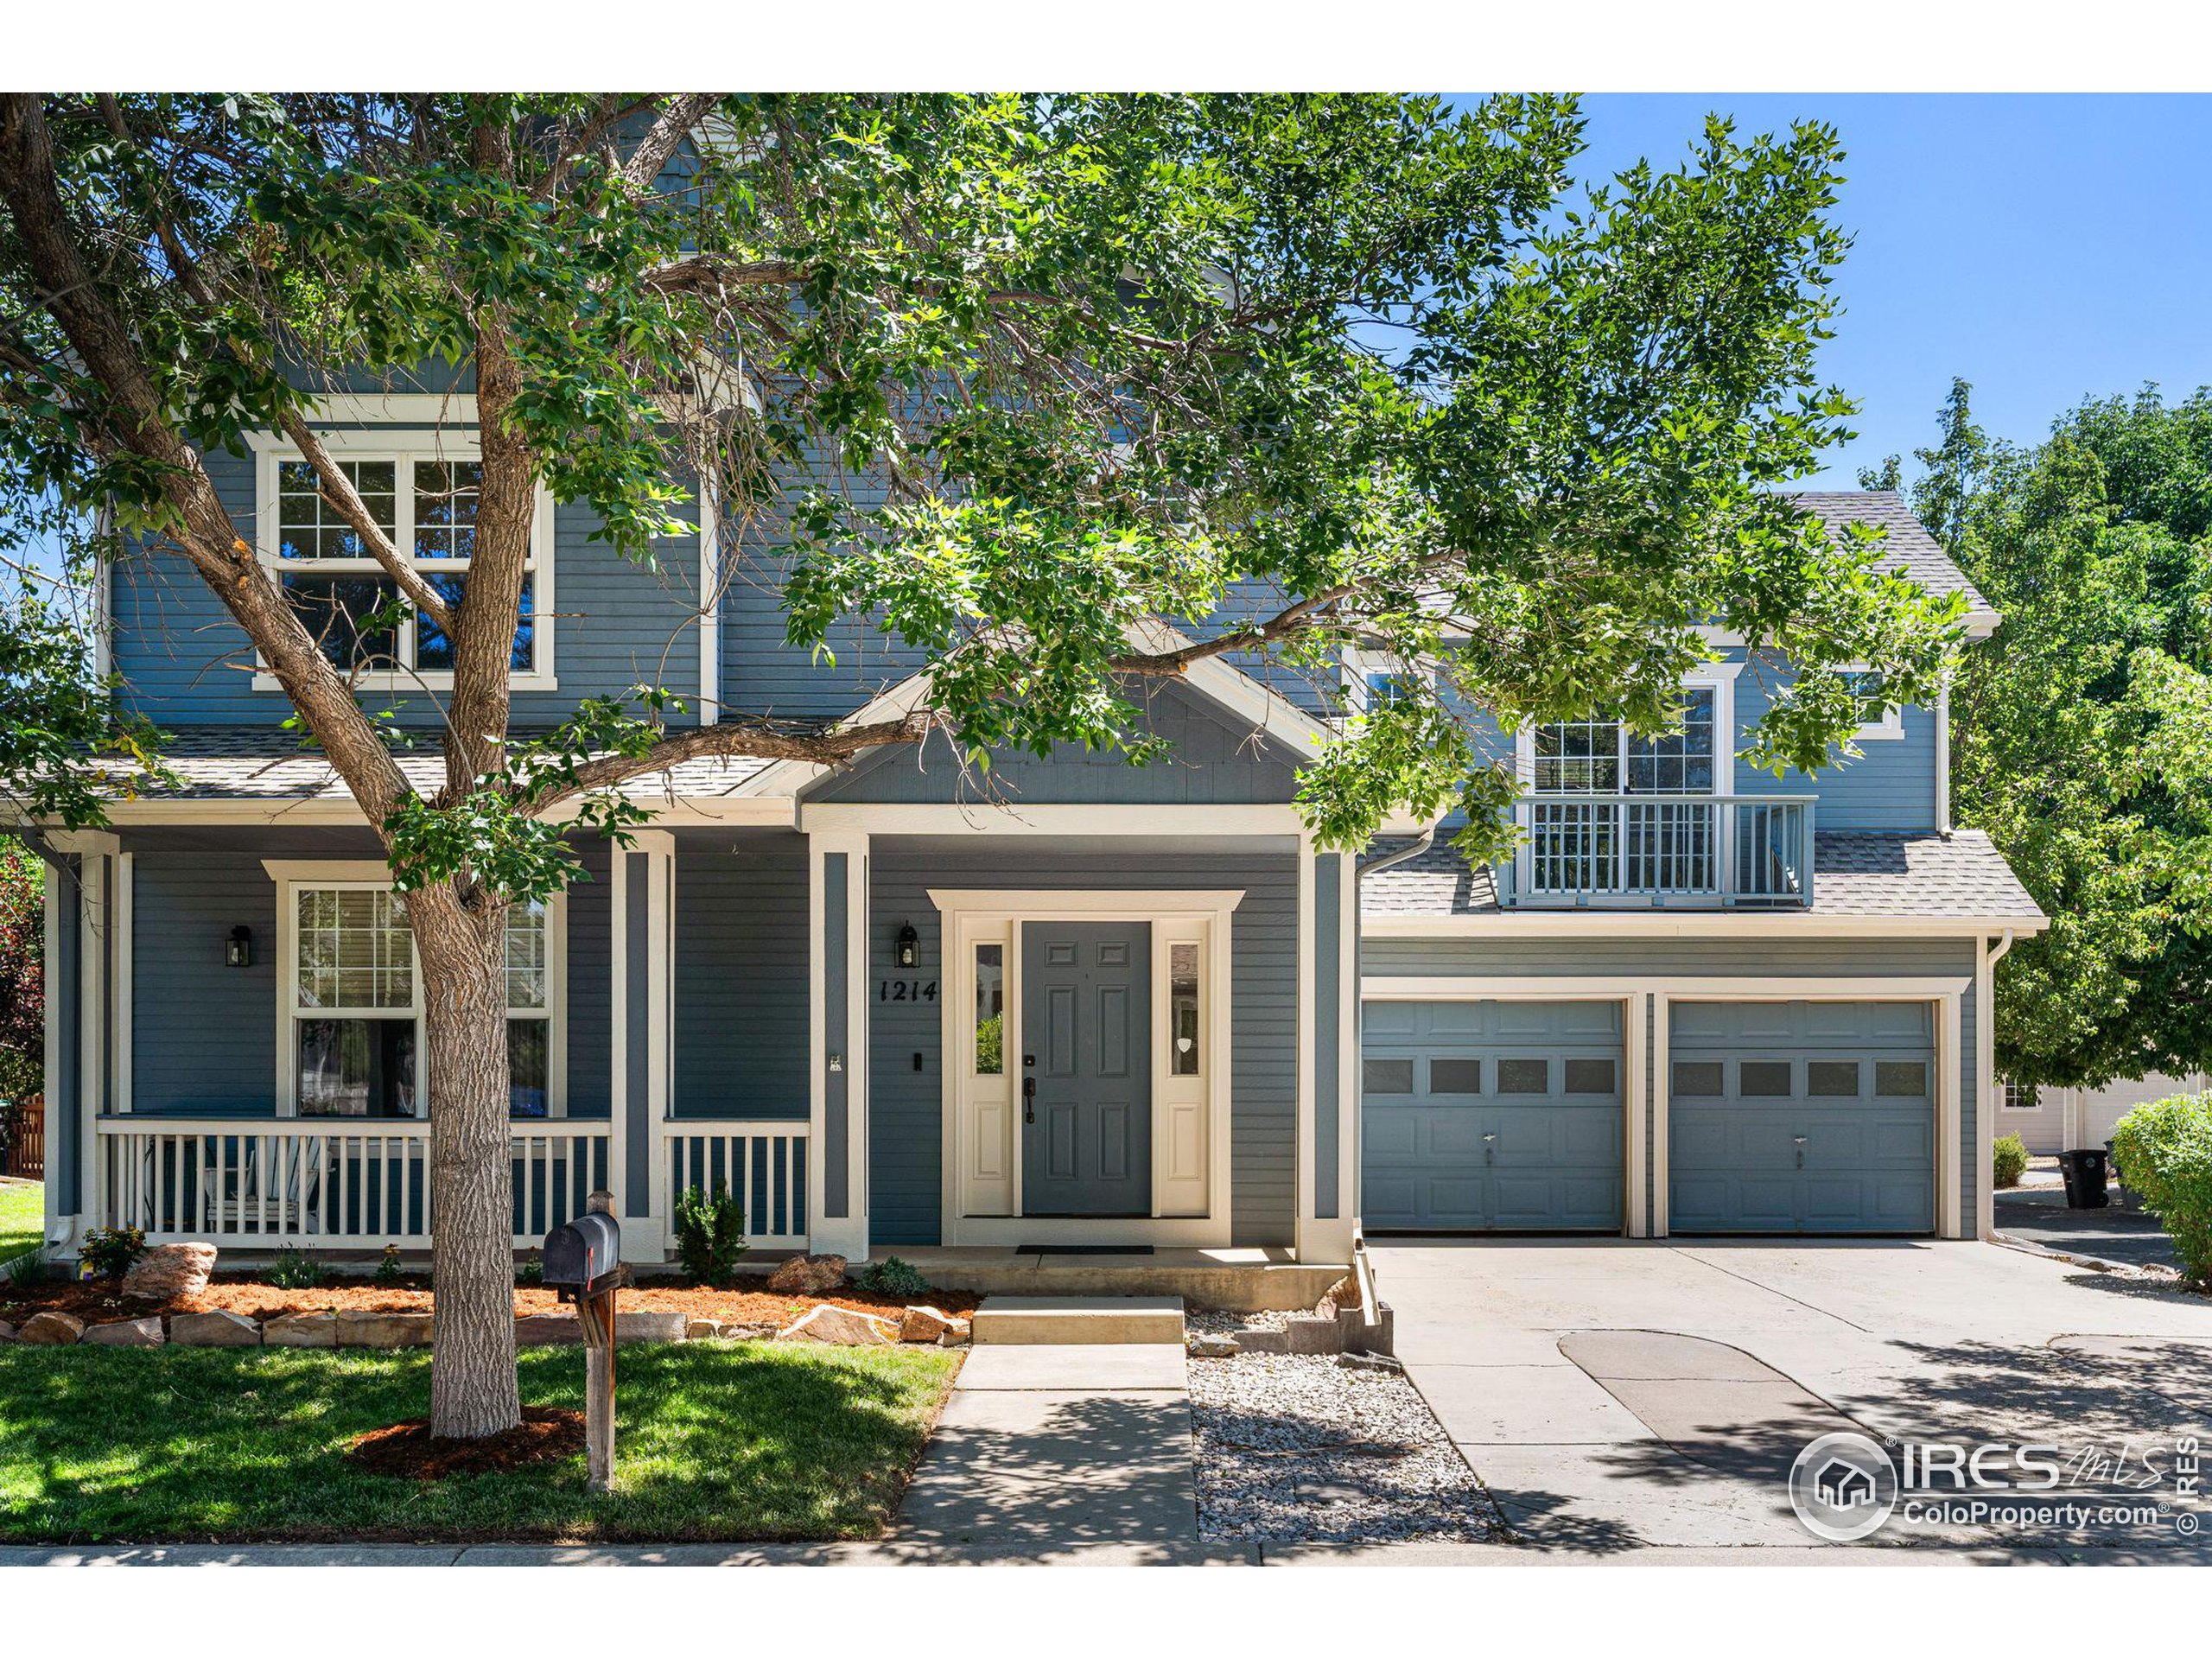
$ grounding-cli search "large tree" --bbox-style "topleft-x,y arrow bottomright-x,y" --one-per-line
0,94 -> 1954,1437
1883,384 -> 2212,1090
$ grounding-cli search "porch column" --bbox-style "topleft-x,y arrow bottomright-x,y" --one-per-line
608,830 -> 675,1258
808,830 -> 870,1261
1297,837 -> 1358,1263
41,832 -> 120,1255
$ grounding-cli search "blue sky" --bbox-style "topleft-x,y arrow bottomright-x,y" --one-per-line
1554,94 -> 2212,486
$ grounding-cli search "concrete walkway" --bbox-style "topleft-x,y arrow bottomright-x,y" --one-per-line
889,1343 -> 1200,1548
1372,1238 -> 2212,1554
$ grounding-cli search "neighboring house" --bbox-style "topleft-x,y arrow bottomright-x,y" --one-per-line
1995,1071 -> 2209,1155
27,422 -> 2045,1267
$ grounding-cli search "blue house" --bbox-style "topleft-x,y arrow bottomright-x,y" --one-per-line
29,392 -> 2044,1273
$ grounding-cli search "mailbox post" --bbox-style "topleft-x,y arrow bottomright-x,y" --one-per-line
543,1190 -> 624,1492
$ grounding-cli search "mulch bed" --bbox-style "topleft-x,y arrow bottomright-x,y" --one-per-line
346,1406 -> 585,1480
0,1272 -> 982,1332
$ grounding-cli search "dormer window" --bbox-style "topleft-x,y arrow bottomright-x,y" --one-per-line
251,435 -> 556,691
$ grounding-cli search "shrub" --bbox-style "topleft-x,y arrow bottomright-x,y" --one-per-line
78,1225 -> 145,1281
266,1251 -> 325,1290
1993,1133 -> 2030,1189
5,1249 -> 45,1286
372,1243 -> 404,1287
514,1251 -> 543,1287
856,1255 -> 931,1300
673,1185 -> 747,1286
2110,1094 -> 2212,1287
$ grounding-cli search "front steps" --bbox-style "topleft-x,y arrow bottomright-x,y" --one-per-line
969,1294 -> 1186,1345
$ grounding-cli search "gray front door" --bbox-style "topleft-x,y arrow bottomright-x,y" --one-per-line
1669,1001 -> 1936,1235
1361,1000 -> 1624,1231
1021,921 -> 1152,1217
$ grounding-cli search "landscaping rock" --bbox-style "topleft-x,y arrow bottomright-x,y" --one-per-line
615,1311 -> 687,1344
766,1252 -> 849,1294
84,1315 -> 166,1347
120,1241 -> 218,1304
264,1312 -> 337,1349
19,1311 -> 85,1345
515,1313 -> 583,1345
170,1310 -> 262,1347
897,1304 -> 969,1345
1187,1334 -> 1240,1359
336,1309 -> 432,1348
1336,1350 -> 1404,1374
778,1302 -> 895,1345
683,1317 -> 778,1341
0,1319 -> 14,1343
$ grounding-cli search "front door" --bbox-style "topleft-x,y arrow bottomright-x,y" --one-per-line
1021,921 -> 1152,1216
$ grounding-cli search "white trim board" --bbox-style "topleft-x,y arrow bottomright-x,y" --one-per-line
931,887 -> 1242,1249
1362,912 -> 2047,939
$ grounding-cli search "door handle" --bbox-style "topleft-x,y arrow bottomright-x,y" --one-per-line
1483,1130 -> 1497,1164
1023,1076 -> 1036,1124
1794,1134 -> 1808,1168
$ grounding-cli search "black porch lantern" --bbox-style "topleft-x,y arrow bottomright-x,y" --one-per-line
226,925 -> 253,969
894,921 -> 919,970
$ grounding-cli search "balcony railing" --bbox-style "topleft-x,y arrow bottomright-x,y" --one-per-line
1505,794 -> 1815,909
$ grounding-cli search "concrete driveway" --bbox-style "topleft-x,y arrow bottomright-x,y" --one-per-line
1369,1238 -> 2212,1554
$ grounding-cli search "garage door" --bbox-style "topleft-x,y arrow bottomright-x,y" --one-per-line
1669,1001 -> 1935,1235
1362,1000 -> 1624,1231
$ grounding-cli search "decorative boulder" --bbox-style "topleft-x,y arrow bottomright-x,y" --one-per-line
18,1311 -> 85,1345
264,1313 -> 337,1349
169,1310 -> 262,1347
777,1302 -> 895,1345
1316,1273 -> 1361,1319
686,1318 -> 777,1341
766,1253 -> 849,1294
0,1319 -> 14,1343
335,1309 -> 433,1348
614,1311 -> 687,1344
897,1305 -> 970,1345
84,1315 -> 167,1347
1186,1334 -> 1239,1359
121,1241 -> 218,1304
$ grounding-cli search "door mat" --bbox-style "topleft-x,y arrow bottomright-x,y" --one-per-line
1017,1244 -> 1157,1256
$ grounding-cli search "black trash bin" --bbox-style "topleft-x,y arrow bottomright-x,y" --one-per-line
2102,1140 -> 2146,1212
2059,1147 -> 2110,1209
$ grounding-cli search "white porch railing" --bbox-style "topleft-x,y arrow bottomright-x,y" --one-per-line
661,1120 -> 809,1250
93,1118 -> 612,1249
1509,794 -> 1815,908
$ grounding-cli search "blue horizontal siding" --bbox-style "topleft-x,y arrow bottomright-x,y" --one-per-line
671,829 -> 810,1122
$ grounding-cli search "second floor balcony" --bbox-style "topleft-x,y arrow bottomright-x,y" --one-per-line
1502,793 -> 1815,909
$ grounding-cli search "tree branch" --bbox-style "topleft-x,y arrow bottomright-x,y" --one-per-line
620,94 -> 718,194
536,711 -> 936,807
276,412 -> 455,635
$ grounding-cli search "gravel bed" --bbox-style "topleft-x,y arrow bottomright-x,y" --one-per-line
1186,1306 -> 1297,1335
1185,1349 -> 1508,1543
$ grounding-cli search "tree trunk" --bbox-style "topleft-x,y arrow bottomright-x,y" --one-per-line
410,882 -> 522,1440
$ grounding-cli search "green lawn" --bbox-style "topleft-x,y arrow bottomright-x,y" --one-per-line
0,1341 -> 959,1543
0,1179 -> 38,1265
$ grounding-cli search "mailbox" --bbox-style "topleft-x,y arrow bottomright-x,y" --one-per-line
543,1210 -> 622,1300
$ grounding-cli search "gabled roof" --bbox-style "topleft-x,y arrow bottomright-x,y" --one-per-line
1790,490 -> 1995,625
1360,830 -> 2044,935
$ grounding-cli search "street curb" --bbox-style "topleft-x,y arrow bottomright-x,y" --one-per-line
1986,1230 -> 2189,1285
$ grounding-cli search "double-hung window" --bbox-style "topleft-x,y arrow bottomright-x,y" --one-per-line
256,438 -> 554,689
275,866 -> 563,1118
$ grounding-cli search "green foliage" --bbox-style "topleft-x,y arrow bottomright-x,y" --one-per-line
855,1256 -> 931,1300
265,1251 -> 325,1290
1915,383 -> 2212,1087
1992,1133 -> 2030,1189
514,1252 -> 543,1287
372,1243 -> 404,1287
2109,1095 -> 2212,1286
4,1249 -> 43,1286
673,1185 -> 747,1287
0,839 -> 41,1100
78,1226 -> 145,1281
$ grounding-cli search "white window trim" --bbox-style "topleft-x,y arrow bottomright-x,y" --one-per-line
1512,662 -> 1743,792
263,860 -> 567,1119
930,888 -> 1241,1248
1339,647 -> 1428,719
1840,664 -> 1904,741
245,429 -> 558,693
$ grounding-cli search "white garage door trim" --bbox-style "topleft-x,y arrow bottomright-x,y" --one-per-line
1361,976 -> 1968,1240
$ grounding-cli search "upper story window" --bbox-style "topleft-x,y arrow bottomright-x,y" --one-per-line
1840,668 -> 1903,741
1339,649 -> 1424,718
1531,687 -> 1720,796
253,435 -> 556,691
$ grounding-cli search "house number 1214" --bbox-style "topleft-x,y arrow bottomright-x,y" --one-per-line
879,980 -> 938,1002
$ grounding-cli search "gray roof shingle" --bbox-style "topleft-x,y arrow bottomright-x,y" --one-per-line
100,726 -> 775,803
1360,829 -> 2041,923
1790,490 -> 1991,613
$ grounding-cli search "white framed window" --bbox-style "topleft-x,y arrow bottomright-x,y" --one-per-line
1339,648 -> 1425,718
1840,666 -> 1904,740
265,861 -> 566,1118
1518,664 -> 1741,796
1998,1076 -> 2041,1113
247,431 -> 556,691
